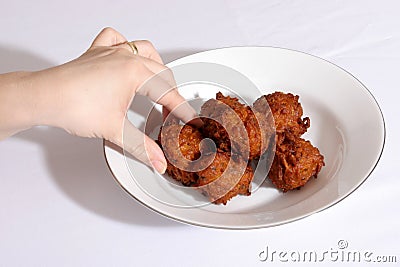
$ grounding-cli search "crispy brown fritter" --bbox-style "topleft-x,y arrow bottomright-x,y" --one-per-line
158,123 -> 254,204
201,92 -> 271,160
158,124 -> 203,186
196,151 -> 253,205
254,92 -> 309,145
268,137 -> 324,191
253,91 -> 324,191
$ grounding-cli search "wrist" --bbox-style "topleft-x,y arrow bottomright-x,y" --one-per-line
0,71 -> 37,138
27,68 -> 70,130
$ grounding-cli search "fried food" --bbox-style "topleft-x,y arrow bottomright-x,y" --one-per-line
268,137 -> 324,191
196,151 -> 253,205
158,122 -> 255,204
201,92 -> 271,160
253,91 -> 324,191
159,90 -> 324,202
254,92 -> 309,145
158,124 -> 203,186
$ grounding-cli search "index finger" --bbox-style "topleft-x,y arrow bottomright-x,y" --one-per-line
158,89 -> 199,124
160,89 -> 203,127
136,71 -> 202,126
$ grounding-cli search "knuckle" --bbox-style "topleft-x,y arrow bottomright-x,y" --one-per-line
121,59 -> 148,87
128,59 -> 146,73
101,27 -> 116,35
141,40 -> 155,48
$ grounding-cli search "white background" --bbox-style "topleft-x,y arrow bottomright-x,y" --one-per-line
0,0 -> 399,266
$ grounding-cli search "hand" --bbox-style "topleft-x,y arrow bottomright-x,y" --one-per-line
1,27 -> 198,173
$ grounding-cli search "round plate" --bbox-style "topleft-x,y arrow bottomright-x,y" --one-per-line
104,47 -> 385,229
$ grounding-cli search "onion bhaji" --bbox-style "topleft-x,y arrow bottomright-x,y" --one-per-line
201,92 -> 272,160
268,137 -> 324,191
158,124 -> 203,186
253,92 -> 324,191
158,123 -> 254,204
196,151 -> 253,205
254,92 -> 310,145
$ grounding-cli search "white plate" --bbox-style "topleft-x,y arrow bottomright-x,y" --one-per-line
104,47 -> 385,229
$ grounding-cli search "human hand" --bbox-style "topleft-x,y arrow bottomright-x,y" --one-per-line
29,27 -> 197,173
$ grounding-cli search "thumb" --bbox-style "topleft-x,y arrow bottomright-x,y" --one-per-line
113,118 -> 167,174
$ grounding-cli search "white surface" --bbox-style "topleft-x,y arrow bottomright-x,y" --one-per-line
105,47 -> 384,229
0,0 -> 399,266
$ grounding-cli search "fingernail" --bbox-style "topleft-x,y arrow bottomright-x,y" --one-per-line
151,160 -> 167,174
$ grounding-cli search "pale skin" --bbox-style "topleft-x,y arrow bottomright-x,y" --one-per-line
0,27 -> 198,173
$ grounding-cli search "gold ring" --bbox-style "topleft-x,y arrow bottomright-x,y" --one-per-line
126,41 -> 138,55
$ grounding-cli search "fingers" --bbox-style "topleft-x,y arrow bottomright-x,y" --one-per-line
90,28 -> 163,65
133,56 -> 170,79
136,71 -> 198,124
162,105 -> 203,127
90,28 -> 200,128
91,27 -> 128,47
157,89 -> 202,127
118,41 -> 163,64
113,118 -> 167,174
129,40 -> 164,64
134,58 -> 202,126
131,58 -> 192,122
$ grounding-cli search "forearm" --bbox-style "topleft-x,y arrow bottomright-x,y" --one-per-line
0,71 -> 39,139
